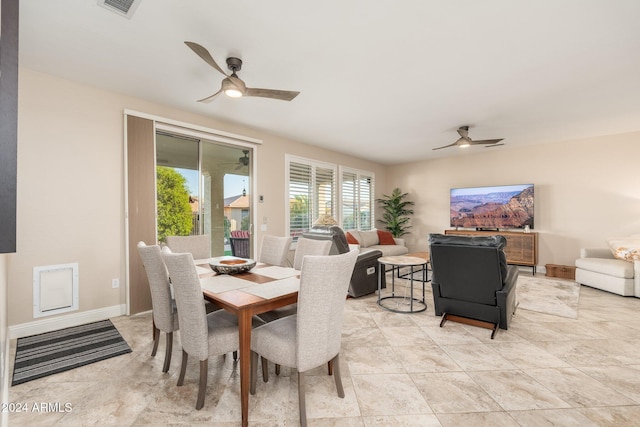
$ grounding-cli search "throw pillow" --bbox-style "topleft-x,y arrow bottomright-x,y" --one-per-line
345,232 -> 359,245
607,237 -> 640,261
377,230 -> 396,245
360,230 -> 380,247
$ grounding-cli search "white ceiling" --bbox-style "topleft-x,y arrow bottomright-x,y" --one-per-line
18,0 -> 640,165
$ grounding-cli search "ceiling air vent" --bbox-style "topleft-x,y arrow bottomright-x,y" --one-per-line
97,0 -> 142,19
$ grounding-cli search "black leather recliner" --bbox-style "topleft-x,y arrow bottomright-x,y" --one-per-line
428,233 -> 518,338
302,226 -> 385,297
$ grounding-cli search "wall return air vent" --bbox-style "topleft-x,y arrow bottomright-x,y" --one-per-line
97,0 -> 142,19
33,263 -> 79,318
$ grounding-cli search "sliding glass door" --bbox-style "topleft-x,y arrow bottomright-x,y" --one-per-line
155,131 -> 252,257
155,132 -> 200,240
201,142 -> 252,257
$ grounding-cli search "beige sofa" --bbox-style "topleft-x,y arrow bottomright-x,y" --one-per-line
575,248 -> 640,297
346,229 -> 409,257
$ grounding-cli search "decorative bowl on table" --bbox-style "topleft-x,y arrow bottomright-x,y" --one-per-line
209,256 -> 256,275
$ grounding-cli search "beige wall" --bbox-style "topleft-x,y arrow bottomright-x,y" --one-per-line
11,67 -> 640,327
9,68 -> 387,326
388,132 -> 640,266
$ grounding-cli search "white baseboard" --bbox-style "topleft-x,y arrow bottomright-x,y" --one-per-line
8,305 -> 126,339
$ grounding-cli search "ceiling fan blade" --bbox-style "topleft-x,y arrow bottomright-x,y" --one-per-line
184,41 -> 229,77
485,143 -> 505,148
244,87 -> 300,101
197,88 -> 222,103
472,138 -> 504,145
432,141 -> 459,150
228,75 -> 247,92
457,126 -> 469,138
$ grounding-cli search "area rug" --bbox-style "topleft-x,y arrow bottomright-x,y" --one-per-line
517,276 -> 580,319
12,319 -> 132,386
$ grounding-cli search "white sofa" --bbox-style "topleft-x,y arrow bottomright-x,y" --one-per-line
346,229 -> 409,257
575,248 -> 640,297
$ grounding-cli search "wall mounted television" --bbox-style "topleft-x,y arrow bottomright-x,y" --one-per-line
450,184 -> 534,230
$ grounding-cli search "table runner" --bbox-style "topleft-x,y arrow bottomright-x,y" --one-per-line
250,266 -> 299,280
200,275 -> 255,293
195,265 -> 211,275
243,276 -> 300,299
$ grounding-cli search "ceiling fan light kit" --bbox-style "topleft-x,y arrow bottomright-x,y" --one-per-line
185,41 -> 300,102
224,89 -> 243,98
433,126 -> 504,150
222,78 -> 243,98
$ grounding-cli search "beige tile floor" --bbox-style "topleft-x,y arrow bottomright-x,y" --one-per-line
8,272 -> 640,426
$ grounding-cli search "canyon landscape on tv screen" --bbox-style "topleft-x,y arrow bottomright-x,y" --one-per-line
450,184 -> 534,230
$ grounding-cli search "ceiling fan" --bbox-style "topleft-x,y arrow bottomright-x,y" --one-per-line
432,126 -> 504,150
221,150 -> 250,170
184,41 -> 300,102
237,150 -> 250,169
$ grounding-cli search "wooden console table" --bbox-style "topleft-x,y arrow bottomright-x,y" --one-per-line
444,229 -> 538,274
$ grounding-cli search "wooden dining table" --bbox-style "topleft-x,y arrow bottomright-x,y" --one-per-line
193,259 -> 300,427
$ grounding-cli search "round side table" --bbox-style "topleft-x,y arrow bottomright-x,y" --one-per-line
377,255 -> 428,313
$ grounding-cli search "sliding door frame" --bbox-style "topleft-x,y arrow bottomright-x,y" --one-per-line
124,109 -> 261,315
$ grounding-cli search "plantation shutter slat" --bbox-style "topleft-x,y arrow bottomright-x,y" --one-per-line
288,157 -> 377,238
340,169 -> 374,231
289,162 -> 312,240
341,171 -> 357,230
287,158 -> 336,240
315,166 -> 335,220
359,174 -> 374,230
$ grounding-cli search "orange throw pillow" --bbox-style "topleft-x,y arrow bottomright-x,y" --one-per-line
345,232 -> 359,245
377,230 -> 396,245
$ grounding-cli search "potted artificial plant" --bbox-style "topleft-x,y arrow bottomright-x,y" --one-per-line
376,188 -> 415,237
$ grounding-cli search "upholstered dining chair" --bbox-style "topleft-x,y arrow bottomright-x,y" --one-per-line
250,250 -> 358,427
137,241 -> 179,373
258,235 -> 292,267
165,234 -> 211,260
258,237 -> 331,325
161,246 -> 241,410
292,237 -> 332,270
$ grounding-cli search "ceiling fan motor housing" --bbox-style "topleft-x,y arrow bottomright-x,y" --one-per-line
226,57 -> 243,72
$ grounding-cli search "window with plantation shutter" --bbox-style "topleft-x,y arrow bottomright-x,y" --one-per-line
340,167 -> 375,231
286,155 -> 336,240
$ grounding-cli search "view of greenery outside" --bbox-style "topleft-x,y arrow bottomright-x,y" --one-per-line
157,166 -> 193,242
342,215 -> 355,230
241,214 -> 250,231
342,211 -> 371,231
224,216 -> 231,241
290,194 -> 310,236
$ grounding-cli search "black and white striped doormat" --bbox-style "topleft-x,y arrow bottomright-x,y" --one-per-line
12,319 -> 132,386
